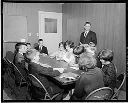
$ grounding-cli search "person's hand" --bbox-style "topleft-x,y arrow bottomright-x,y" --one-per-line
80,43 -> 89,48
53,68 -> 64,73
89,42 -> 95,47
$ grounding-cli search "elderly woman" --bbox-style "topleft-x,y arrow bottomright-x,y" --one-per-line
98,49 -> 116,90
70,53 -> 104,100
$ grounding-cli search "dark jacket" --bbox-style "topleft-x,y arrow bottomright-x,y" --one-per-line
70,67 -> 104,100
35,45 -> 48,55
28,62 -> 63,97
13,52 -> 28,82
80,30 -> 97,46
102,62 -> 116,90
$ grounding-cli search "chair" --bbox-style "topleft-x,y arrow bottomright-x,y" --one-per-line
2,57 -> 15,79
5,58 -> 29,89
29,74 -> 61,100
111,73 -> 126,100
85,87 -> 113,100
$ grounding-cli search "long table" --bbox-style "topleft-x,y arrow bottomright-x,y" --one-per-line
39,55 -> 83,85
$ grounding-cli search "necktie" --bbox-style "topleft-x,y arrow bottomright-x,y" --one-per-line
40,46 -> 42,51
84,31 -> 88,37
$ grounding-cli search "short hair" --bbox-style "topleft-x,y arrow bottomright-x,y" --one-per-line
38,39 -> 43,42
98,49 -> 113,62
59,42 -> 65,48
26,49 -> 38,61
15,42 -> 27,51
26,43 -> 31,45
79,53 -> 97,69
84,22 -> 91,26
65,40 -> 74,48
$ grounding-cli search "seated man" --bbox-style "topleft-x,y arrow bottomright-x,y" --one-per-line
35,39 -> 48,55
98,49 -> 116,91
26,49 -> 67,100
13,42 -> 28,86
70,53 -> 104,100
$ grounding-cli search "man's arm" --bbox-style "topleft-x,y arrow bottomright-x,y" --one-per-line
91,32 -> 97,46
36,63 -> 60,77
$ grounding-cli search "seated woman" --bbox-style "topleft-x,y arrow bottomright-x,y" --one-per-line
98,49 -> 116,91
26,42 -> 32,51
26,49 -> 66,100
50,42 -> 66,60
62,40 -> 76,66
70,53 -> 104,100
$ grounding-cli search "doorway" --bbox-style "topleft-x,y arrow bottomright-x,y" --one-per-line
39,11 -> 62,54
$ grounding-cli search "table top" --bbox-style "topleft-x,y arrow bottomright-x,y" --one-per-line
39,55 -> 83,85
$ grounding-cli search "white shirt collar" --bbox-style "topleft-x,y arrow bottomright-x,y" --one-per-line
19,52 -> 23,55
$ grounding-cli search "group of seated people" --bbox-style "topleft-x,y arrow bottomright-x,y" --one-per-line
12,38 -> 117,100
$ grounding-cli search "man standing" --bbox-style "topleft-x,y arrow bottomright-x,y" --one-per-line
80,22 -> 97,47
35,39 -> 48,55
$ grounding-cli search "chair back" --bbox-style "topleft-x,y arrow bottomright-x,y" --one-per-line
114,64 -> 118,74
111,73 -> 126,99
3,57 -> 15,79
85,87 -> 113,100
29,74 -> 51,100
6,58 -> 26,81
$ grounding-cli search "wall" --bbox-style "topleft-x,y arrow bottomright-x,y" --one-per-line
62,3 -> 126,89
3,3 -> 62,57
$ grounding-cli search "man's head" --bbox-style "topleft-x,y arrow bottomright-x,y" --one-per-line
26,49 -> 40,62
84,22 -> 91,31
16,43 -> 27,53
38,39 -> 43,46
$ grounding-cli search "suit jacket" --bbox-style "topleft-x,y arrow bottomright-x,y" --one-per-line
35,45 -> 48,55
70,67 -> 104,100
80,30 -> 97,46
28,62 -> 63,97
13,52 -> 28,80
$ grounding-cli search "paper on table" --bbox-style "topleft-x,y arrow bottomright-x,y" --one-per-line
59,72 -> 80,79
53,68 -> 65,73
70,67 -> 79,70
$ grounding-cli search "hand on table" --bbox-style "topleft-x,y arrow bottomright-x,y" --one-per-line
53,68 -> 65,73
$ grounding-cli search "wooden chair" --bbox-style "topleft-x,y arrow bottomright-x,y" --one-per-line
111,73 -> 126,100
85,87 -> 113,100
29,74 -> 61,100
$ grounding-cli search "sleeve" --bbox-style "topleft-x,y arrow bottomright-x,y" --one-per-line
37,64 -> 60,77
103,66 -> 115,85
80,33 -> 83,44
91,32 -> 97,46
71,76 -> 85,99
